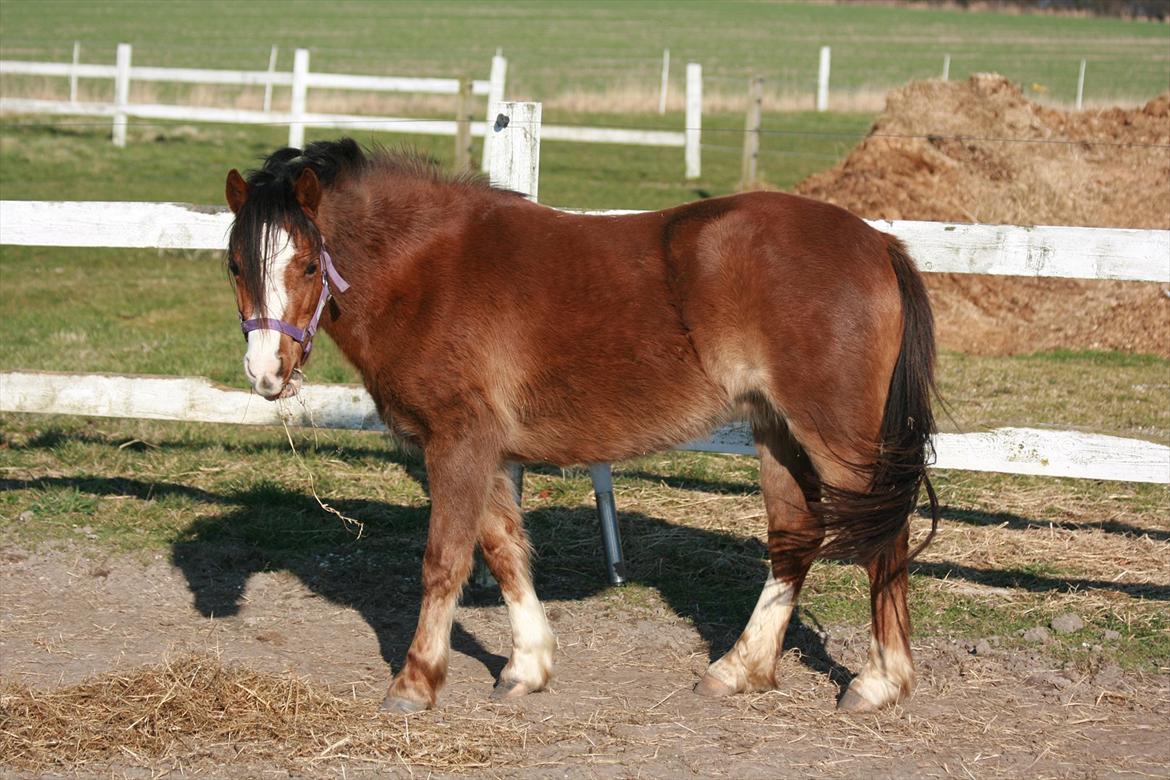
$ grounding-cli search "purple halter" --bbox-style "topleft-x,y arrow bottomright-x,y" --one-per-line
240,245 -> 350,361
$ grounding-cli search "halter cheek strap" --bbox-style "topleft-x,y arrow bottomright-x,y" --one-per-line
239,246 -> 350,361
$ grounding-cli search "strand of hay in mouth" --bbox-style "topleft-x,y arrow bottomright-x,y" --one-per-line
0,655 -> 525,772
279,406 -> 366,539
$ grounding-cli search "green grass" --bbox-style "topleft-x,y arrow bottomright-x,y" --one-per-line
1,1 -> 1166,106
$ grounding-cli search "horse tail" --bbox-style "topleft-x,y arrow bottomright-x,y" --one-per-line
812,236 -> 940,565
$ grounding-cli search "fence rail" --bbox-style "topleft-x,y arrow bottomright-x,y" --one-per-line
2,371 -> 1164,484
3,200 -> 1166,283
0,46 -> 500,152
1,195 -> 1167,484
0,57 -> 493,96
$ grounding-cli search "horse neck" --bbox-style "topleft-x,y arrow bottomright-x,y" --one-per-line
317,175 -> 468,280
312,175 -> 481,370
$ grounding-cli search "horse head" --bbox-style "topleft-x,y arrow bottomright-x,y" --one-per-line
224,157 -> 347,400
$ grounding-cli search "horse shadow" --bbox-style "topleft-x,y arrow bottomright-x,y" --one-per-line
162,474 -> 851,690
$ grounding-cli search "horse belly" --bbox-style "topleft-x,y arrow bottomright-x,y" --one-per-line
509,333 -> 729,465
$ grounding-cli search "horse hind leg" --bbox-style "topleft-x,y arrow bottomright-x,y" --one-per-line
478,468 -> 556,699
802,447 -> 916,712
695,421 -> 823,696
837,521 -> 915,712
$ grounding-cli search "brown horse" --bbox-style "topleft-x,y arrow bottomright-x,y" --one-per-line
224,139 -> 938,714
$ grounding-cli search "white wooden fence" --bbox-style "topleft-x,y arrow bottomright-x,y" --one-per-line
0,44 -> 500,150
0,45 -> 704,177
0,102 -> 1167,484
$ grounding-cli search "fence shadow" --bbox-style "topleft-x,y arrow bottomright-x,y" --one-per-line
932,505 -> 1169,543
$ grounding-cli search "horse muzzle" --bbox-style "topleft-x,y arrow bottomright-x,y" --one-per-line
243,334 -> 304,400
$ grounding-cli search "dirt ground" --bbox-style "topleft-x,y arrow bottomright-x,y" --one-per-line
2,544 -> 1168,778
795,74 -> 1170,357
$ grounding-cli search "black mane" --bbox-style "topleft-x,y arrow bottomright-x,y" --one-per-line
228,139 -> 492,314
227,139 -> 370,315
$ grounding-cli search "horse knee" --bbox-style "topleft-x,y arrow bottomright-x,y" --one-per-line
421,545 -> 474,594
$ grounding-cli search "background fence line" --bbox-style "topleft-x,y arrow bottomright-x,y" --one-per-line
1,45 -> 704,177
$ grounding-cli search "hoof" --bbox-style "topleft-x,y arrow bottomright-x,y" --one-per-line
380,695 -> 428,714
693,673 -> 737,698
490,678 -> 535,701
836,686 -> 880,714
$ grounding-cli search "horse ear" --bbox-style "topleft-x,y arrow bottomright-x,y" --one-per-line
225,169 -> 248,214
294,167 -> 322,220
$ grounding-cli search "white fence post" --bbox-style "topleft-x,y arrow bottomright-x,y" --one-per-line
816,45 -> 831,112
112,43 -> 132,147
488,101 -> 541,201
658,48 -> 670,114
263,45 -> 278,113
942,54 -> 951,81
1076,59 -> 1086,110
289,48 -> 309,148
685,62 -> 701,179
69,41 -> 81,103
740,75 -> 764,189
481,51 -> 509,173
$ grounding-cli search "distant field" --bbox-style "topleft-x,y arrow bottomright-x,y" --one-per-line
1,0 -> 1167,111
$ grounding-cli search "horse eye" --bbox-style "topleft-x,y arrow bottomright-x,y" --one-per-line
228,259 -> 240,276
305,262 -> 318,276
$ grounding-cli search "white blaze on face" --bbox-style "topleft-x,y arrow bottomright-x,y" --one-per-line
243,226 -> 295,397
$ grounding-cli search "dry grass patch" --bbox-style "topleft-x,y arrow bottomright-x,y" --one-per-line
0,654 -> 542,773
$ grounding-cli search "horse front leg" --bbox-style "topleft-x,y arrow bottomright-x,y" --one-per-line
479,467 -> 555,699
381,444 -> 493,713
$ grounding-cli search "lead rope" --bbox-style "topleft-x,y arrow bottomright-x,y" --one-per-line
277,395 -> 366,539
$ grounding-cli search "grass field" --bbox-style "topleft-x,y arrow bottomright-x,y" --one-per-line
1,3 -> 1168,774
1,0 -> 1167,108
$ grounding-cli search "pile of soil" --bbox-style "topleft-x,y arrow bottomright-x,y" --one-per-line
795,74 -> 1169,356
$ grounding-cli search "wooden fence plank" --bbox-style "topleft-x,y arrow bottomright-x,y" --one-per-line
0,372 -> 384,430
487,102 -> 541,201
876,220 -> 1170,282
685,63 -> 702,179
112,43 -> 131,147
0,201 -> 233,250
3,371 -> 1165,483
5,201 -> 1164,284
0,59 -> 490,95
540,125 -> 684,147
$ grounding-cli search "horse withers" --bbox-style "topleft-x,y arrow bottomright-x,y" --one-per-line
223,139 -> 938,714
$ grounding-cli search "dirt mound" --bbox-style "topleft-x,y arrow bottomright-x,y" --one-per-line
795,74 -> 1169,356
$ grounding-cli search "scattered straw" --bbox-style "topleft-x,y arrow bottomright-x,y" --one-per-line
0,655 -> 521,772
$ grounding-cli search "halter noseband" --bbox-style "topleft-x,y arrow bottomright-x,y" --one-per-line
239,245 -> 350,361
